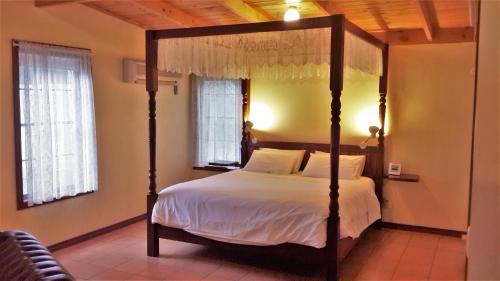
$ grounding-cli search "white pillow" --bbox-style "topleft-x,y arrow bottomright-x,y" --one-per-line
312,152 -> 366,177
260,148 -> 306,173
341,155 -> 366,177
302,153 -> 363,179
243,150 -> 296,174
302,153 -> 331,178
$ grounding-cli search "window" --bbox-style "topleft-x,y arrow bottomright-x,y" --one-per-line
193,76 -> 243,167
13,41 -> 98,208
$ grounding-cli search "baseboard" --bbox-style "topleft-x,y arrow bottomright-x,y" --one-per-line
48,214 -> 147,252
380,221 -> 466,237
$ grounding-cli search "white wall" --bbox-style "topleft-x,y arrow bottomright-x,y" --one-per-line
467,1 -> 500,279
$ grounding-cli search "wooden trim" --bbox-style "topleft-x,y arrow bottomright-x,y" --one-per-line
47,214 -> 147,252
153,16 -> 335,39
380,222 -> 466,238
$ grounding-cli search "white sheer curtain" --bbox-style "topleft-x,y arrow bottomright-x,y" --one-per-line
158,29 -> 383,79
193,76 -> 242,167
17,42 -> 98,206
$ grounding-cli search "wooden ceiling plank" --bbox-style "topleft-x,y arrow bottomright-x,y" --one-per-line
84,2 -> 152,29
415,0 -> 436,41
314,0 -> 339,15
310,1 -> 331,16
131,0 -> 214,27
222,0 -> 271,22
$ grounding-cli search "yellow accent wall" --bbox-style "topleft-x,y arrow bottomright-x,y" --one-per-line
249,72 -> 381,145
0,1 -> 192,245
249,43 -> 475,232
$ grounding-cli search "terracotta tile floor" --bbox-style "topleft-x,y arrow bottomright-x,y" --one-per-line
53,221 -> 466,281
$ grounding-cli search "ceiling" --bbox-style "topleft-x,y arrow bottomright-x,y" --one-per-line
35,0 -> 478,45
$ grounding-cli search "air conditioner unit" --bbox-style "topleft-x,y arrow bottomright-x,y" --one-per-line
123,58 -> 181,87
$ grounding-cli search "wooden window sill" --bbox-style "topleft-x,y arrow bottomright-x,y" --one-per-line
17,190 -> 95,210
193,166 -> 240,172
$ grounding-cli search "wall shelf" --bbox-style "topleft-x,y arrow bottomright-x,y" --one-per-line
385,174 -> 420,182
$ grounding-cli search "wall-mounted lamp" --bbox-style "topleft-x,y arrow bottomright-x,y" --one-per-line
244,120 -> 258,144
284,6 -> 300,21
359,126 -> 380,149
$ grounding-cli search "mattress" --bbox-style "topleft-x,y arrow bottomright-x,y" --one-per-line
152,170 -> 380,248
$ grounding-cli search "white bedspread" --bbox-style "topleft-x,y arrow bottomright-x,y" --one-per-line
152,170 -> 380,248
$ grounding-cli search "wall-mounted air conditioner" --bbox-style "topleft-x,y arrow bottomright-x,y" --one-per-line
123,59 -> 181,93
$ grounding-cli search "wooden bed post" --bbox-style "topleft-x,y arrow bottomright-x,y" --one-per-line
377,44 -> 389,202
240,79 -> 250,166
326,15 -> 345,281
146,30 -> 159,257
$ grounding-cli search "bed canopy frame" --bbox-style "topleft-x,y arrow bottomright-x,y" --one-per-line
145,15 -> 388,281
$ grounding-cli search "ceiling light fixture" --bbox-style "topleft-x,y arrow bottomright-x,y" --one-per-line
284,6 -> 300,21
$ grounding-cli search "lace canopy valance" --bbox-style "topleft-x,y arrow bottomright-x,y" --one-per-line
158,28 -> 383,79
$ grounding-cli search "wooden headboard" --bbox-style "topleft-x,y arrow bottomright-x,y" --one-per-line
244,141 -> 383,203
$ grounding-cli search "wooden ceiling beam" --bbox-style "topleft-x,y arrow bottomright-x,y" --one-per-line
131,0 -> 214,27
222,0 -> 271,22
372,27 -> 474,45
35,0 -> 96,7
368,4 -> 388,31
415,0 -> 437,41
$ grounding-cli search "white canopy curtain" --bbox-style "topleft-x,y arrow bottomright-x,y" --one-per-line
158,28 -> 383,79
193,76 -> 243,167
17,41 -> 98,206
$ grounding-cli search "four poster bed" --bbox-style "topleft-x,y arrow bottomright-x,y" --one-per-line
145,15 -> 388,281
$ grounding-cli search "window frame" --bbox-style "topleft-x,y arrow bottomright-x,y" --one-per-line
12,40 -> 95,210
